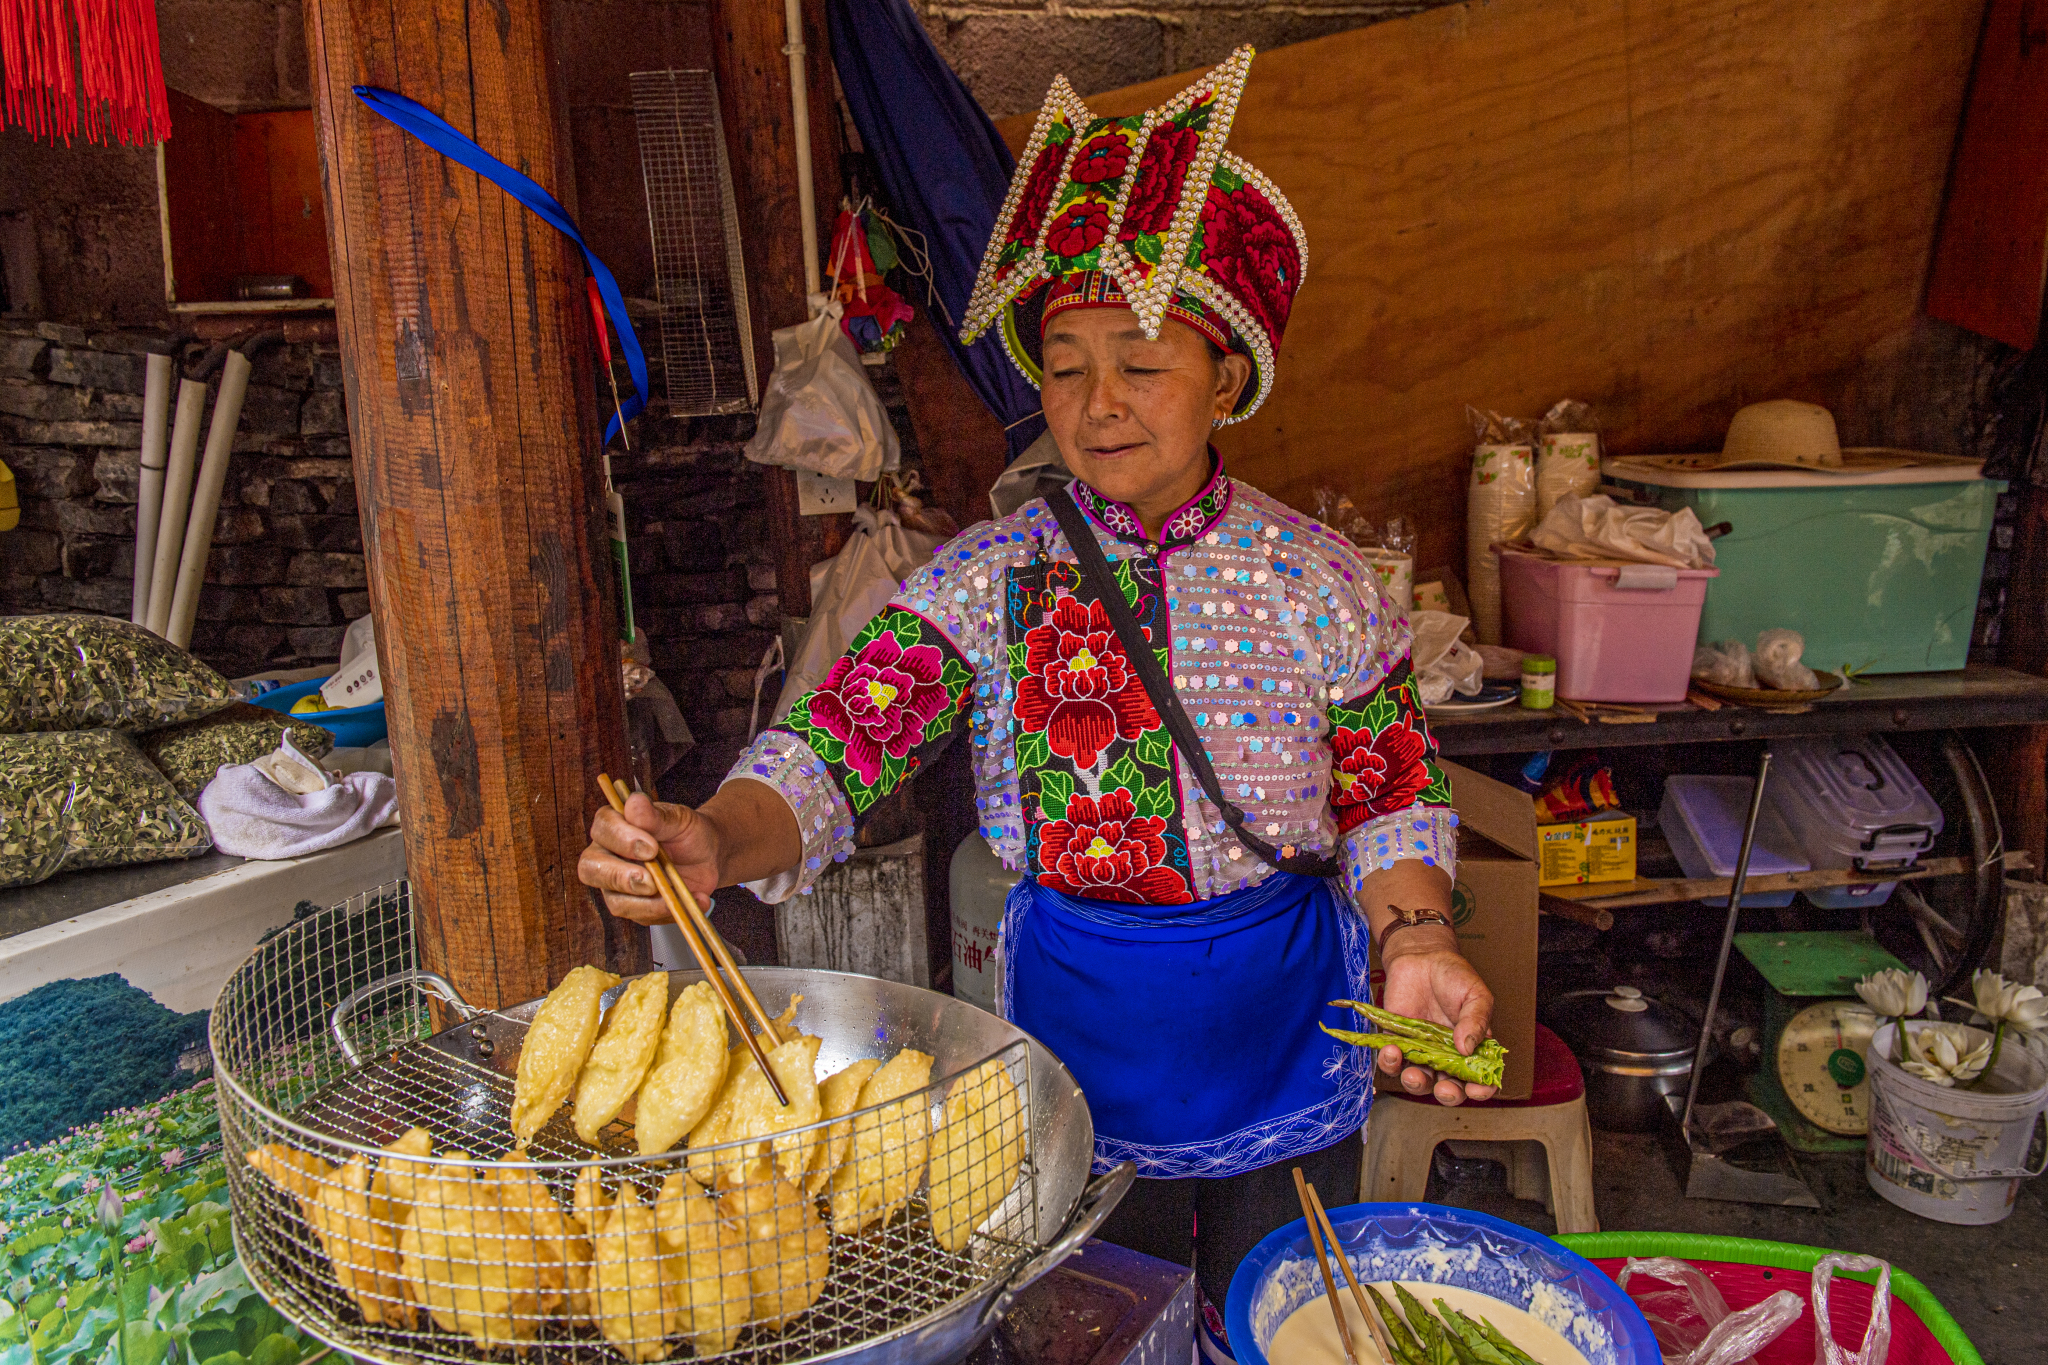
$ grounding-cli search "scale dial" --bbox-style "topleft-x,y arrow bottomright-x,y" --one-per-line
1776,1000 -> 1878,1135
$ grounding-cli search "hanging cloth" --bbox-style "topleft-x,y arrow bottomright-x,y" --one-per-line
826,0 -> 1046,456
352,86 -> 649,445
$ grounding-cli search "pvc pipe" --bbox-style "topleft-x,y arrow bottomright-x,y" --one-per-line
146,379 -> 207,638
783,0 -> 820,299
167,351 -> 252,649
131,353 -> 173,625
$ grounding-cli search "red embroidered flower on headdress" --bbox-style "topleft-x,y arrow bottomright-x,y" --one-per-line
1045,202 -> 1110,259
1037,788 -> 1193,904
1071,132 -> 1131,184
1122,124 -> 1200,239
1198,181 -> 1300,341
1013,596 -> 1159,768
1005,140 -> 1070,248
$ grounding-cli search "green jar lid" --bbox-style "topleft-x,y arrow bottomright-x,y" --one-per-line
1521,654 -> 1557,674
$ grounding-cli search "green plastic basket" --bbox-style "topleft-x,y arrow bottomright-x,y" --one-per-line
1558,1231 -> 1981,1365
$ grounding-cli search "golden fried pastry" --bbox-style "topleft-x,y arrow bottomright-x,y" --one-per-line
636,981 -> 730,1156
367,1127 -> 433,1230
928,1058 -> 1028,1252
827,1049 -> 935,1236
399,1159 -> 555,1348
490,1153 -> 594,1320
571,1165 -> 608,1237
721,1034 -> 823,1185
805,1058 -> 880,1197
718,1172 -> 829,1331
310,1156 -> 417,1327
591,1189 -> 678,1363
247,1143 -> 332,1202
654,1172 -> 754,1354
511,965 -> 621,1143
574,972 -> 671,1145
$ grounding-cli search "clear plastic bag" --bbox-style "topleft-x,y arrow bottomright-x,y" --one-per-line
1754,628 -> 1821,691
1811,1254 -> 1890,1365
1617,1257 -> 1803,1365
1692,640 -> 1757,689
743,298 -> 901,481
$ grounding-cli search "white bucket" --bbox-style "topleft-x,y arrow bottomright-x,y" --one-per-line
1865,1021 -> 2048,1224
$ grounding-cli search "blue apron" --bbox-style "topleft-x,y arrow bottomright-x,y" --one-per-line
1001,871 -> 1374,1179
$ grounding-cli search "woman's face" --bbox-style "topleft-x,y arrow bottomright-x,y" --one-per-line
1039,308 -> 1250,525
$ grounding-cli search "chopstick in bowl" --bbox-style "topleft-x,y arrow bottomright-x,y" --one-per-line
1293,1167 -> 1363,1365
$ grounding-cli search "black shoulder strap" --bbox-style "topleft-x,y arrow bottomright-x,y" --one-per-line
1044,486 -> 1341,880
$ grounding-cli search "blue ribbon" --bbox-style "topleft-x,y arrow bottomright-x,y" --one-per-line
353,85 -> 649,444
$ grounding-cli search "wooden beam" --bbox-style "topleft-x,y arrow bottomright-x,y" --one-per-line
303,0 -> 641,1007
709,0 -> 845,620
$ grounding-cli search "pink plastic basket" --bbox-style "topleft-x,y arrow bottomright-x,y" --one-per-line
1500,550 -> 1717,703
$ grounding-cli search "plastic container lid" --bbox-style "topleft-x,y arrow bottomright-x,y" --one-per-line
1521,654 -> 1557,674
1767,735 -> 1943,868
1662,775 -> 1809,878
1545,987 -> 1696,1063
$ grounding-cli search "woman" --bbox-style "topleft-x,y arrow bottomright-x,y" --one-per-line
579,46 -> 1495,1356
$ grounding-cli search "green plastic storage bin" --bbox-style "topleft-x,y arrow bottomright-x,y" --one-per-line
1608,457 -> 2003,674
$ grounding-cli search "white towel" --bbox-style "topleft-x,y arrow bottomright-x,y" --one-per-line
198,734 -> 399,859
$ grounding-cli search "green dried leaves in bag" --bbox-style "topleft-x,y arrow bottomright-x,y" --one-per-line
0,730 -> 212,888
0,614 -> 235,734
140,702 -> 336,799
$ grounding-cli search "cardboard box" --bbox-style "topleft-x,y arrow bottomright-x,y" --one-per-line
1537,814 -> 1637,888
1372,761 -> 1535,1100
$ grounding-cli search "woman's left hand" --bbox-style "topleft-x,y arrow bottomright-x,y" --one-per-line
1376,932 -> 1498,1105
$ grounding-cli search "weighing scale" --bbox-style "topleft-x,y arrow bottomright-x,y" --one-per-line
1734,930 -> 1908,1153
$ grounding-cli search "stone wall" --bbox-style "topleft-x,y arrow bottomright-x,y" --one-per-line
913,0 -> 1449,117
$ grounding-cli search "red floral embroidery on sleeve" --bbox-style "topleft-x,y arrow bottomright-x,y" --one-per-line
1327,661 -> 1450,835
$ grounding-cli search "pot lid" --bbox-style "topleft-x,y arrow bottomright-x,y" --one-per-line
1545,987 -> 1697,1060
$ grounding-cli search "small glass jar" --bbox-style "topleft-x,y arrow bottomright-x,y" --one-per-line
1520,654 -> 1557,709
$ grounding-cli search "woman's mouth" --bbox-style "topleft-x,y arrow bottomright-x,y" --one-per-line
1085,442 -> 1144,459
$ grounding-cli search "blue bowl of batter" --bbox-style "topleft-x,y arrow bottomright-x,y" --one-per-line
1226,1202 -> 1658,1364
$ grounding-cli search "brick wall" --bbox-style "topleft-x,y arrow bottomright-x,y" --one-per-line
913,0 -> 1451,117
0,321 -> 363,678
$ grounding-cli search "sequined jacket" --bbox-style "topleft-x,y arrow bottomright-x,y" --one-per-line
725,463 -> 1458,907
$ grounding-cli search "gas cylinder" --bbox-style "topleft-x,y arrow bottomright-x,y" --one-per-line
949,833 -> 1019,1012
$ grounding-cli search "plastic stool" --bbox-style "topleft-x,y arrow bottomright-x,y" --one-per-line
1360,1024 -> 1599,1234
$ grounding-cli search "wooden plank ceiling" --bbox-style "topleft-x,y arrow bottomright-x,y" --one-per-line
990,0 -> 1985,574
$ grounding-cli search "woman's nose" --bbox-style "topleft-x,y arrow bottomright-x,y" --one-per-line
1083,370 -> 1128,421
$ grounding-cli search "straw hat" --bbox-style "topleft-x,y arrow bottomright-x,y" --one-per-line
1627,400 -> 1933,476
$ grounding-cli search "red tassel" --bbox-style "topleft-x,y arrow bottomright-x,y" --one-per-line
1,0 -> 168,145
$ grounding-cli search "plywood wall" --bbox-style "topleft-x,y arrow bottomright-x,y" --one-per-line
988,0 -> 1985,574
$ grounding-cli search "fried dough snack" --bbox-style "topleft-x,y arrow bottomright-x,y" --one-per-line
249,1144 -> 416,1328
399,1157 -> 556,1348
591,1189 -> 678,1363
685,1044 -> 755,1187
928,1058 -> 1028,1252
724,1034 -> 823,1185
654,1172 -> 754,1354
718,1172 -> 829,1331
805,1058 -> 880,1197
827,1049 -> 935,1236
489,1153 -> 594,1320
636,981 -> 730,1156
575,971 -> 671,1145
247,1143 -> 330,1202
368,1127 -> 433,1229
512,965 -> 620,1143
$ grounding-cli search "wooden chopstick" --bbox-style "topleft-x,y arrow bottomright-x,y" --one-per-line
627,775 -> 782,1047
1305,1179 -> 1399,1365
1293,1168 -> 1362,1365
596,774 -> 789,1106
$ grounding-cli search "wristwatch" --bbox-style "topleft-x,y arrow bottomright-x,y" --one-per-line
1376,902 -> 1455,953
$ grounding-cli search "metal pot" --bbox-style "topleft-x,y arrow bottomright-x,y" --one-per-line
1544,987 -> 1696,1132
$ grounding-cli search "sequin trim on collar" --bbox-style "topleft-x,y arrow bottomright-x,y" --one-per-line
1069,456 -> 1232,550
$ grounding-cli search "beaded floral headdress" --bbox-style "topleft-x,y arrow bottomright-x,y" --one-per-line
960,46 -> 1307,422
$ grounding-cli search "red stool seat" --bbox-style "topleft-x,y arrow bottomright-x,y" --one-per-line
1383,1023 -> 1584,1107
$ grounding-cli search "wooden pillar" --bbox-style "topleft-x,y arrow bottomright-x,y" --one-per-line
304,0 -> 642,1007
709,0 -> 845,620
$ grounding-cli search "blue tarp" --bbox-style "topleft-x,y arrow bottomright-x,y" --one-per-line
829,0 -> 1045,456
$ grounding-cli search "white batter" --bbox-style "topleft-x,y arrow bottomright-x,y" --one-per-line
1267,1280 -> 1592,1365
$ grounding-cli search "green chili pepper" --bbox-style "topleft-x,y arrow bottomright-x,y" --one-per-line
1436,1304 -> 1534,1365
1322,1000 -> 1507,1088
1395,1284 -> 1460,1365
1471,1314 -> 1542,1365
1366,1284 -> 1428,1365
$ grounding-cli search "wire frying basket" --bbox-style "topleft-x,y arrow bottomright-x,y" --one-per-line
212,883 -> 1076,1365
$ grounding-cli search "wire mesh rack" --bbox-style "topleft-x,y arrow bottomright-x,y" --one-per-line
630,69 -> 757,417
212,882 -> 1061,1365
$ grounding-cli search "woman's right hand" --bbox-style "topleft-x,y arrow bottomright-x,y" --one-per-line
578,791 -> 724,926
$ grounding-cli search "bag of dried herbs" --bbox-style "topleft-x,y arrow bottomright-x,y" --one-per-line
141,702 -> 336,799
0,613 -> 236,733
0,729 -> 212,887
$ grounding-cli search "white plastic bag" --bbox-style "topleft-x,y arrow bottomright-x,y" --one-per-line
1530,493 -> 1716,569
1410,610 -> 1484,705
1617,1257 -> 1803,1365
1811,1254 -> 1890,1365
744,298 -> 900,481
1754,628 -> 1821,691
769,505 -> 944,723
1692,640 -> 1757,689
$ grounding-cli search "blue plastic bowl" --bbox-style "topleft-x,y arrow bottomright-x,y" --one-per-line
247,677 -> 388,748
1226,1202 -> 1659,1365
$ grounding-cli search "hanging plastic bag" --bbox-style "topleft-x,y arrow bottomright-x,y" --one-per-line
1410,610 -> 1484,705
1617,1257 -> 1803,1365
744,296 -> 901,481
1811,1254 -> 1890,1365
769,505 -> 944,723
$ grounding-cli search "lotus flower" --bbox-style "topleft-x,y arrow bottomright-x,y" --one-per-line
96,1182 -> 123,1234
1948,969 -> 2048,1032
1855,968 -> 1927,1018
1900,1023 -> 1992,1088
